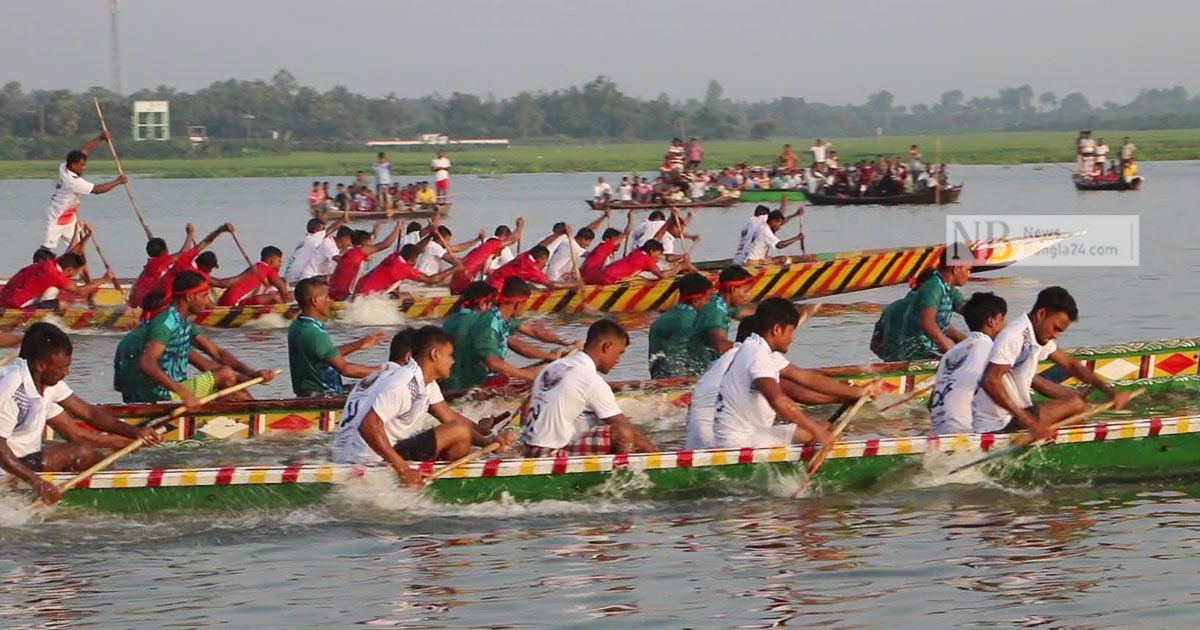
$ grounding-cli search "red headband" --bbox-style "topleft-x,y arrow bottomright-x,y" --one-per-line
498,294 -> 529,305
719,277 -> 753,291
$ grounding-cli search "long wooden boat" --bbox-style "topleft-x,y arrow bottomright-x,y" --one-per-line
0,233 -> 1072,331
83,337 -> 1200,443
736,189 -> 808,203
1073,175 -> 1142,191
586,195 -> 739,211
42,413 -> 1200,513
310,205 -> 446,222
806,185 -> 962,206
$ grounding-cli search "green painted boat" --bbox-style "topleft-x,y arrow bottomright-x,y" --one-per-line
736,189 -> 808,203
43,414 -> 1200,513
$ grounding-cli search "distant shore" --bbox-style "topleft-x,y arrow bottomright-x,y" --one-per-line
0,129 -> 1194,180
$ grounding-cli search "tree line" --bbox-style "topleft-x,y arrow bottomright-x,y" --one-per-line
1,70 -> 1198,159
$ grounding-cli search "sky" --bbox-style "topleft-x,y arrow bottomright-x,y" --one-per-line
3,0 -> 1196,106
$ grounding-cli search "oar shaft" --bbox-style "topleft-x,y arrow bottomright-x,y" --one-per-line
230,230 -> 256,268
427,441 -> 500,481
89,233 -> 123,291
93,98 -> 153,239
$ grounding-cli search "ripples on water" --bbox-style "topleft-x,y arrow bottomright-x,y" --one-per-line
1,165 -> 1200,626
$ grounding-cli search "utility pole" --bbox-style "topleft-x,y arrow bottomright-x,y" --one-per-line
109,0 -> 122,95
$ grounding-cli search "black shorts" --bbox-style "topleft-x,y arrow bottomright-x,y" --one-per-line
19,452 -> 43,472
393,428 -> 438,461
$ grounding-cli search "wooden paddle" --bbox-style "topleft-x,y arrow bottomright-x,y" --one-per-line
426,442 -> 501,482
93,98 -> 153,239
0,352 -> 17,368
87,229 -> 123,292
875,379 -> 936,414
229,229 -> 258,271
948,388 -> 1145,475
796,389 -> 877,494
54,372 -> 278,493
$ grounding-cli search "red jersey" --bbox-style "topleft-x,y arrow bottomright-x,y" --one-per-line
450,238 -> 505,294
128,254 -> 175,307
157,247 -> 202,294
598,250 -> 657,284
328,246 -> 369,301
355,253 -> 421,296
487,254 -> 550,292
0,261 -> 74,308
581,240 -> 620,284
217,262 -> 281,307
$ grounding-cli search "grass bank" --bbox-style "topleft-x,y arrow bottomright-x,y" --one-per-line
0,129 -> 1196,179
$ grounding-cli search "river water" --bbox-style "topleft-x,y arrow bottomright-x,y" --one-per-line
0,163 -> 1198,627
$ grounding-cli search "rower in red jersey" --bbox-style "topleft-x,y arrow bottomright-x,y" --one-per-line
156,223 -> 233,295
216,246 -> 293,306
449,218 -> 524,295
128,224 -> 200,308
0,252 -> 112,309
581,210 -> 634,284
327,221 -> 403,301
354,244 -> 456,298
596,240 -> 678,284
486,243 -> 580,293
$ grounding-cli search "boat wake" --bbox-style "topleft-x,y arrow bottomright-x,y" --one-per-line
242,312 -> 291,329
337,296 -> 409,327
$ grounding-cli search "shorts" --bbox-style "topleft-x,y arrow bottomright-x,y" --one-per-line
522,425 -> 612,458
435,179 -> 449,191
714,424 -> 797,449
168,371 -> 218,401
393,428 -> 438,461
684,408 -> 715,450
43,217 -> 78,249
18,451 -> 43,472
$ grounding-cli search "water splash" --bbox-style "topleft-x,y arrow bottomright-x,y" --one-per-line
242,312 -> 291,329
337,296 -> 409,327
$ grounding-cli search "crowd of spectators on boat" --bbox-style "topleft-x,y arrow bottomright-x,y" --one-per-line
307,151 -> 450,214
1075,131 -> 1140,183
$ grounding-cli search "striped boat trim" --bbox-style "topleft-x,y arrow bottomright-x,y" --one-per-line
1,234 -> 1071,330
39,415 -> 1200,489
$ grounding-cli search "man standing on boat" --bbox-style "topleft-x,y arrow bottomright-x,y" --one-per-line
288,277 -> 388,397
331,326 -> 514,488
114,271 -> 276,406
519,319 -> 655,457
810,139 -> 831,169
1120,136 -> 1137,168
972,287 -> 1133,437
42,131 -> 129,252
686,138 -> 704,169
778,144 -> 799,171
430,150 -> 452,203
373,152 -> 393,200
927,292 -> 1008,435
0,323 -> 162,504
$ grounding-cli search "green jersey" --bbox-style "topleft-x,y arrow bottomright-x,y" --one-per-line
288,316 -> 343,397
443,307 -> 519,390
113,306 -> 199,403
443,308 -> 482,341
874,270 -> 964,361
648,304 -> 703,378
691,294 -> 732,366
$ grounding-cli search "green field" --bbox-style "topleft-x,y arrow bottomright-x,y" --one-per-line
1,129 -> 1196,179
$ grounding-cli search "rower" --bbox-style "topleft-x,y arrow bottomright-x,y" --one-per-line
0,323 -> 161,504
734,209 -> 806,266
580,211 -> 635,284
545,213 -> 609,282
327,222 -> 403,301
519,319 -> 655,457
656,212 -> 700,273
157,223 -> 234,293
443,277 -> 574,390
691,265 -> 755,366
288,278 -> 388,397
711,298 -> 833,449
870,244 -> 972,361
113,271 -> 276,406
216,246 -> 293,307
399,221 -> 424,248
450,219 -> 525,294
928,292 -> 1008,435
443,281 -> 497,340
284,218 -> 346,284
354,244 -> 456,298
647,273 -> 712,378
42,131 -> 128,251
0,252 -> 113,309
331,325 -> 514,488
596,240 -> 678,284
733,205 -> 771,264
974,287 -> 1133,437
129,224 -> 198,308
631,210 -> 666,248
487,244 -> 580,292
415,225 -> 480,280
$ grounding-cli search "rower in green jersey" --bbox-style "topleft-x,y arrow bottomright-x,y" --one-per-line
442,281 -> 497,342
441,277 -> 576,391
113,271 -> 275,406
690,265 -> 756,367
287,277 -> 386,397
870,244 -> 974,362
648,273 -> 712,378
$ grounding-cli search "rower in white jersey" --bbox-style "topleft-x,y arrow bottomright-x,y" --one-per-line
0,323 -> 160,504
734,204 -> 806,266
519,320 -> 655,457
330,326 -> 512,487
43,132 -> 129,251
928,292 -> 1008,435
632,210 -> 667,248
733,205 -> 772,264
688,312 -> 876,450
972,286 -> 1134,437
545,213 -> 609,282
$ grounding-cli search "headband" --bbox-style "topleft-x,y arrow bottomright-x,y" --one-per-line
497,294 -> 529,305
719,277 -> 753,291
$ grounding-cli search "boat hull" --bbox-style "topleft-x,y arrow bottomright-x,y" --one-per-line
807,185 -> 962,206
736,189 -> 808,203
586,195 -> 739,211
310,206 -> 446,221
1073,175 -> 1142,191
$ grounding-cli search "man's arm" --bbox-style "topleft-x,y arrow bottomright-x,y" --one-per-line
90,175 -> 128,195
1048,349 -> 1132,409
447,231 -> 484,255
0,439 -> 59,503
755,377 -> 832,445
80,132 -> 107,156
428,402 -> 515,450
325,354 -> 377,379
979,362 -> 1038,431
58,394 -> 160,443
917,307 -> 959,353
0,332 -> 20,348
195,223 -> 232,251
515,322 -> 572,347
506,336 -> 564,362
269,273 -> 292,302
706,328 -> 734,356
358,411 -> 425,487
337,331 -> 387,357
363,221 -> 403,256
415,268 -> 456,286
180,224 -> 197,253
781,365 -> 874,403
192,333 -> 274,383
503,217 -> 526,247
483,354 -> 542,381
207,274 -> 239,289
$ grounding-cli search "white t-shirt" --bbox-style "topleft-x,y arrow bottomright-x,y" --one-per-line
331,362 -> 444,464
811,143 -> 828,163
972,315 -> 1057,432
298,236 -> 340,280
520,352 -> 622,450
486,246 -> 515,275
712,334 -> 790,446
929,332 -> 993,435
738,223 -> 781,264
47,162 -> 95,225
686,344 -> 740,450
416,241 -> 447,275
1120,143 -> 1136,160
733,215 -> 768,263
431,157 -> 451,181
285,231 -> 330,283
617,183 -> 634,201
633,220 -> 665,248
593,182 -> 612,199
0,359 -> 73,458
546,238 -> 585,281
372,161 -> 393,186
1095,144 -> 1109,160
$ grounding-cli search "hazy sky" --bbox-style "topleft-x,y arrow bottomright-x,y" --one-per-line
4,0 -> 1196,105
